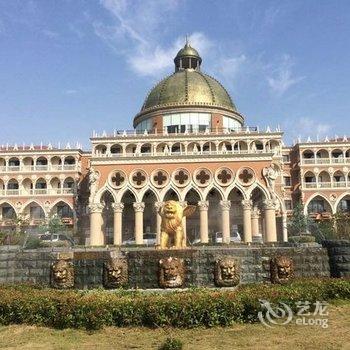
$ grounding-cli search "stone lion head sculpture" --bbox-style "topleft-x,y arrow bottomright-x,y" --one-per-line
270,256 -> 294,284
214,258 -> 240,287
103,258 -> 128,289
51,259 -> 74,289
158,257 -> 185,288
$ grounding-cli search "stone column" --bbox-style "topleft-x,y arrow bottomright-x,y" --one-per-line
89,203 -> 104,246
242,199 -> 252,243
133,202 -> 145,245
264,199 -> 277,242
282,213 -> 288,242
198,200 -> 209,243
180,201 -> 187,244
251,207 -> 260,240
154,201 -> 163,245
220,200 -> 231,244
112,202 -> 124,246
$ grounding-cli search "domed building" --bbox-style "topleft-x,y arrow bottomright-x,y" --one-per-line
87,42 -> 287,247
0,41 -> 349,245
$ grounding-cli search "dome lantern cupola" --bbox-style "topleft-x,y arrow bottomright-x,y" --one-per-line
174,39 -> 202,72
134,37 -> 245,132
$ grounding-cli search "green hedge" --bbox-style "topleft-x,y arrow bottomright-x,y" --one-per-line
0,279 -> 349,330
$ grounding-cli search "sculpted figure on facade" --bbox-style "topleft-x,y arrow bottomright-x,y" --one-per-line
158,257 -> 185,288
158,200 -> 196,249
214,257 -> 240,287
88,167 -> 100,203
270,256 -> 294,284
103,258 -> 128,289
50,259 -> 74,289
263,164 -> 280,206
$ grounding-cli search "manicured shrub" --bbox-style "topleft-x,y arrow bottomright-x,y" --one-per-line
0,279 -> 348,330
159,337 -> 183,350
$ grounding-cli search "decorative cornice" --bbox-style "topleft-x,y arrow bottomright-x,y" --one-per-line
90,154 -> 275,166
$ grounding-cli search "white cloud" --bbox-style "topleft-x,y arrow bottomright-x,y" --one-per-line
267,54 -> 304,96
216,55 -> 247,81
291,117 -> 331,140
42,29 -> 59,39
128,32 -> 213,77
94,0 -> 219,77
0,20 -> 4,34
64,89 -> 78,95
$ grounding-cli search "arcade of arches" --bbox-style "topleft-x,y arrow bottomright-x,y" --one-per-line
89,187 -> 284,246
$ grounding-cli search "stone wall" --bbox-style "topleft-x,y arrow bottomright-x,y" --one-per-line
322,240 -> 350,278
0,244 -> 331,289
127,245 -> 330,288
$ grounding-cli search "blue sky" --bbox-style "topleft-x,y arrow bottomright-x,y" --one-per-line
0,0 -> 350,148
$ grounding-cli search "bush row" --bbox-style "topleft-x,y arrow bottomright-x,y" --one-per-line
0,279 -> 349,330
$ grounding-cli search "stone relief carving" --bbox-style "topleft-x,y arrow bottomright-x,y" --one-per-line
214,258 -> 240,287
270,256 -> 294,284
103,258 -> 128,289
158,257 -> 185,288
50,259 -> 74,289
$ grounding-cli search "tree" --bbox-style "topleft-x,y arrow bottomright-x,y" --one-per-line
287,202 -> 311,236
39,215 -> 66,241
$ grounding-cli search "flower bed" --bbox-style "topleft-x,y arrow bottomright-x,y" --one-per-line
0,279 -> 349,330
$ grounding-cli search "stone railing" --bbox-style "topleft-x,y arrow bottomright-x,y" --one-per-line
94,148 -> 281,158
0,164 -> 79,173
304,181 -> 348,189
301,158 -> 350,165
0,188 -> 75,196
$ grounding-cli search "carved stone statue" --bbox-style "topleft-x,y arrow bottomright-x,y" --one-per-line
270,256 -> 294,284
88,168 -> 100,203
263,165 -> 279,189
103,258 -> 128,289
158,257 -> 185,288
262,164 -> 280,208
214,258 -> 240,287
50,260 -> 74,289
158,200 -> 196,249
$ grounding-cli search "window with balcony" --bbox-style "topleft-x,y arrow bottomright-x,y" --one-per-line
308,199 -> 326,213
282,154 -> 290,163
339,197 -> 350,212
7,180 -> 19,190
285,200 -> 293,211
64,156 -> 76,165
57,204 -> 73,218
303,151 -> 314,159
284,176 -> 292,187
2,206 -> 16,219
30,206 -> 45,219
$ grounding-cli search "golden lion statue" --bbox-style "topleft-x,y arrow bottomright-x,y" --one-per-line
158,200 -> 196,249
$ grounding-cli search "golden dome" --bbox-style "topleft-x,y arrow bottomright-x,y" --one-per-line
141,69 -> 236,113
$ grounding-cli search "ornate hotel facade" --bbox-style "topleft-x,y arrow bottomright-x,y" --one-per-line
1,43 -> 349,245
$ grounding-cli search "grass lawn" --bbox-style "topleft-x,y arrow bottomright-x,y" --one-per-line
0,303 -> 349,350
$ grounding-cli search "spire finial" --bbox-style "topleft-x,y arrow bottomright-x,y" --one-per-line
185,34 -> 189,46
